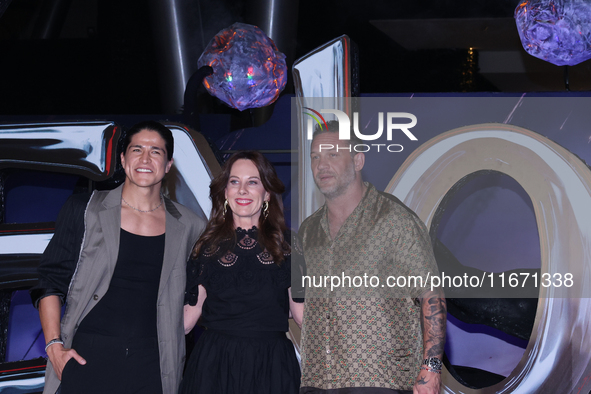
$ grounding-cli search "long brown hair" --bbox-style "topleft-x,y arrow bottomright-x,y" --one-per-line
192,151 -> 290,263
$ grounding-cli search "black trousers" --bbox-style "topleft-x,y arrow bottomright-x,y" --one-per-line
60,332 -> 163,394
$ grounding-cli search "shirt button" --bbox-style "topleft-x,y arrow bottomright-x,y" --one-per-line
93,294 -> 99,300
326,349 -> 331,354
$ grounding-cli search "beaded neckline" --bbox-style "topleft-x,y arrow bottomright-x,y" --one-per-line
235,226 -> 258,235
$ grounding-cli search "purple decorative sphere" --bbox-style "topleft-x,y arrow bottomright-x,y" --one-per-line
515,0 -> 591,66
198,23 -> 287,111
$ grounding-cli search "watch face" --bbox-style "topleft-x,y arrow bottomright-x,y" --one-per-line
424,357 -> 443,370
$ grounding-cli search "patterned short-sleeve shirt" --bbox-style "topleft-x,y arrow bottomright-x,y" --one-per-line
298,183 -> 439,391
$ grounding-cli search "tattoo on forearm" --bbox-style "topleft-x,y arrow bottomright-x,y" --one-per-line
421,295 -> 447,358
417,376 -> 429,385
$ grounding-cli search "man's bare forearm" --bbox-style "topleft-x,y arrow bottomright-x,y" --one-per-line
39,295 -> 62,344
421,291 -> 447,359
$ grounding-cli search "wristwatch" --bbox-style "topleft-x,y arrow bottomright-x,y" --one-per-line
422,357 -> 443,372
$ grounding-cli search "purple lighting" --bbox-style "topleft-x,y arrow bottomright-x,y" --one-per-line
514,0 -> 591,66
198,23 -> 287,111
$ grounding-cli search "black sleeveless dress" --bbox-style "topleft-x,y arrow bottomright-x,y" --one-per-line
180,227 -> 300,394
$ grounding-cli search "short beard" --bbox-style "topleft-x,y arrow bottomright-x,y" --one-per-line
315,166 -> 357,200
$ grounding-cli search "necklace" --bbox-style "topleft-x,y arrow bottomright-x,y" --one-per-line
122,194 -> 164,213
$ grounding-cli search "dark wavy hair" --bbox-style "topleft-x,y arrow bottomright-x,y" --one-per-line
121,120 -> 174,161
192,151 -> 290,264
103,120 -> 174,189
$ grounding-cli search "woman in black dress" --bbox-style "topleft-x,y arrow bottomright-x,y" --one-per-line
181,151 -> 303,394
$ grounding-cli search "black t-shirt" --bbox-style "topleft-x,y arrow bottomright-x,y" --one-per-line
77,228 -> 165,338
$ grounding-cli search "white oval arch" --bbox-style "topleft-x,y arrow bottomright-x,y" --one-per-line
386,123 -> 591,394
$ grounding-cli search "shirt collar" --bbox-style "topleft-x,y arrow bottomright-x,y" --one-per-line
319,182 -> 376,241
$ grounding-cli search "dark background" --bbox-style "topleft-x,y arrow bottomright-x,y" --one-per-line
1,0 -> 590,117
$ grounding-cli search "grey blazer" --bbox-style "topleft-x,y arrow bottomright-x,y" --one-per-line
42,184 -> 205,394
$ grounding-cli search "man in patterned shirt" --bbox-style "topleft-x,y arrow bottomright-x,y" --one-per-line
298,121 -> 446,394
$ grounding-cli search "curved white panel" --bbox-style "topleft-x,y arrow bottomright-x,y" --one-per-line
386,123 -> 591,394
168,125 -> 214,219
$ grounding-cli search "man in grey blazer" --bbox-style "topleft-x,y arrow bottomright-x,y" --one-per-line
30,121 -> 206,394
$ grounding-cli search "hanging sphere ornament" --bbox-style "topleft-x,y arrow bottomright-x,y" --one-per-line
514,0 -> 591,66
197,22 -> 288,111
